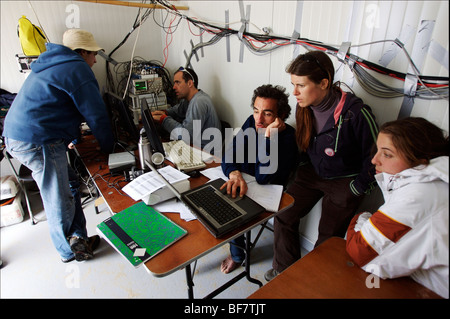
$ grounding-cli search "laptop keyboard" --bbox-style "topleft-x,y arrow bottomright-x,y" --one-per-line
186,186 -> 242,225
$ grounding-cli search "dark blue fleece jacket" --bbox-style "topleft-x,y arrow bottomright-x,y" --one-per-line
3,43 -> 114,153
221,115 -> 298,187
303,90 -> 378,195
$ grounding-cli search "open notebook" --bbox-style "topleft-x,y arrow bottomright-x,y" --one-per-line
97,202 -> 187,267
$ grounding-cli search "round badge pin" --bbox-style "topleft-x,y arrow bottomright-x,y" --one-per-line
324,148 -> 335,156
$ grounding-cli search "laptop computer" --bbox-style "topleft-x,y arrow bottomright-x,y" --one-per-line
181,178 -> 266,238
144,158 -> 265,238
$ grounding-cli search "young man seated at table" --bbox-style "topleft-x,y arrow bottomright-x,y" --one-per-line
219,84 -> 298,274
151,67 -> 221,150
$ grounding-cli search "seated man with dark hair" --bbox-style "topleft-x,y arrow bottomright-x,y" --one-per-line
152,67 -> 221,150
220,84 -> 298,274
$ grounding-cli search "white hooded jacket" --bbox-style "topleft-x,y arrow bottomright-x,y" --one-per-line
346,156 -> 449,298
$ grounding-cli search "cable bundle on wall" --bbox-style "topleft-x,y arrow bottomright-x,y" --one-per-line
153,0 -> 448,101
103,0 -> 448,101
103,3 -> 176,106
113,57 -> 175,102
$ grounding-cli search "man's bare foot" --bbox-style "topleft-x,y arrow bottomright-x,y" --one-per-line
220,255 -> 240,274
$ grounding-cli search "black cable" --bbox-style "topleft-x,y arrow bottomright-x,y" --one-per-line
154,0 -> 447,99
104,0 -> 447,100
105,1 -> 156,93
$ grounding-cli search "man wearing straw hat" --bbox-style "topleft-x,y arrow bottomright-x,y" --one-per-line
3,29 -> 114,263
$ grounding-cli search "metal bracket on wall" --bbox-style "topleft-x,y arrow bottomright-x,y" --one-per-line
379,25 -> 415,68
190,39 -> 200,63
238,0 -> 251,63
225,9 -> 231,62
292,0 -> 304,58
183,50 -> 192,69
398,20 -> 435,119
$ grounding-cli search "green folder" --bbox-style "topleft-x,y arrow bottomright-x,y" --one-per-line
97,201 -> 187,267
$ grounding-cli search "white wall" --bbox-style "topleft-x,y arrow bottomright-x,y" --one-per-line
1,0 -> 163,94
163,1 -> 449,131
1,0 -> 448,248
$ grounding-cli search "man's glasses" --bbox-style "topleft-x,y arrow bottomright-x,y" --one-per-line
178,67 -> 195,84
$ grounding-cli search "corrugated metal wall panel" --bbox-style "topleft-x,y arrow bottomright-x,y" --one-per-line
295,1 -> 448,131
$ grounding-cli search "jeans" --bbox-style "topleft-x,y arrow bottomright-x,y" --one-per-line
230,235 -> 245,263
5,138 -> 87,260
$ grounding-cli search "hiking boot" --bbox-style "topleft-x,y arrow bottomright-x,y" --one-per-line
88,235 -> 100,252
69,236 -> 94,262
61,255 -> 75,263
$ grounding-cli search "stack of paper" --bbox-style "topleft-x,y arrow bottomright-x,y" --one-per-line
152,199 -> 196,221
122,166 -> 195,221
122,165 -> 189,201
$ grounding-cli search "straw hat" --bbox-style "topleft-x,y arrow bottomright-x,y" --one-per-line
63,29 -> 103,52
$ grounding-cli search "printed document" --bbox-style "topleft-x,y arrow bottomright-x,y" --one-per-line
122,166 -> 189,201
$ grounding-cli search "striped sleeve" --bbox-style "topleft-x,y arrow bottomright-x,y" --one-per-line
346,211 -> 412,267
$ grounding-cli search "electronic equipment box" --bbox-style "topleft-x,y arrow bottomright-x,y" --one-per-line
127,92 -> 169,125
129,76 -> 163,95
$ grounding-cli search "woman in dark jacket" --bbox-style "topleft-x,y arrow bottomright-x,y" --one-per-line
265,50 -> 379,281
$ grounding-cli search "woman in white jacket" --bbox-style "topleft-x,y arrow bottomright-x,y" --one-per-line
346,117 -> 449,298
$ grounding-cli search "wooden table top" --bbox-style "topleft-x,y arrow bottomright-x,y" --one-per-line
248,237 -> 442,299
76,135 -> 294,277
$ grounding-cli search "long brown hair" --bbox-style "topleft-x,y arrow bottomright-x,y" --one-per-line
286,50 -> 335,151
379,117 -> 449,167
